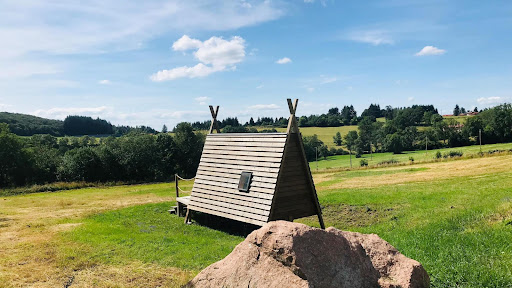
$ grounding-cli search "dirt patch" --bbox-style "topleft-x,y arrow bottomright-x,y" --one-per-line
303,204 -> 396,228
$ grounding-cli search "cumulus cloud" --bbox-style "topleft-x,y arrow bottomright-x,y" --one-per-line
415,46 -> 446,56
98,80 -> 111,85
346,30 -> 394,46
477,96 -> 508,105
151,35 -> 246,81
276,57 -> 292,64
248,104 -> 280,110
195,96 -> 211,105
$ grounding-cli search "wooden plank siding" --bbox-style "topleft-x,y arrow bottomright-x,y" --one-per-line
269,133 -> 317,221
188,133 -> 287,224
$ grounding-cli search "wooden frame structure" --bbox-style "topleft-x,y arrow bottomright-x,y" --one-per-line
178,98 -> 324,228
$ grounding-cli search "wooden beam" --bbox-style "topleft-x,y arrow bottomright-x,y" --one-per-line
296,132 -> 325,229
208,105 -> 220,134
286,99 -> 299,134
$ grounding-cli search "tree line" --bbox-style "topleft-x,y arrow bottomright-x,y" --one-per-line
0,123 -> 203,188
302,103 -> 512,160
0,113 -> 157,137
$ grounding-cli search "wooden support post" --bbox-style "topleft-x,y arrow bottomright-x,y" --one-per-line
184,208 -> 191,224
286,98 -> 326,229
175,174 -> 179,198
209,105 -> 220,134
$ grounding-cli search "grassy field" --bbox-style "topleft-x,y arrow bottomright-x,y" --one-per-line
309,142 -> 512,171
1,154 -> 512,287
255,126 -> 358,147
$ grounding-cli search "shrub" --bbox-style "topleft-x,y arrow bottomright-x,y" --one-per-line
360,159 -> 368,167
435,151 -> 442,159
378,159 -> 400,165
409,156 -> 414,163
443,151 -> 463,158
355,153 -> 362,158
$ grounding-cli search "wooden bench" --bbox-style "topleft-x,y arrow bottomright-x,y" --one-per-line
169,196 -> 191,216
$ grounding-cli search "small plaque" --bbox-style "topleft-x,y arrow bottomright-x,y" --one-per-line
238,171 -> 252,192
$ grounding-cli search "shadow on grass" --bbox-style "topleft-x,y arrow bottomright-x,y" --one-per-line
190,211 -> 260,238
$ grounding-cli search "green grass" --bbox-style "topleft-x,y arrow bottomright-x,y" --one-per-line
62,202 -> 242,271
4,153 -> 512,287
255,126 -> 358,147
299,160 -> 512,287
444,115 -> 472,123
310,142 -> 512,170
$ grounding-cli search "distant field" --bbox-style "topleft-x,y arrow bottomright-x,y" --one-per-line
443,115 -> 473,123
255,126 -> 358,147
309,142 -> 512,170
2,154 -> 512,287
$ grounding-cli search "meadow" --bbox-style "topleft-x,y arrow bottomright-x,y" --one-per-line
1,153 -> 512,287
255,125 -> 358,147
308,142 -> 512,170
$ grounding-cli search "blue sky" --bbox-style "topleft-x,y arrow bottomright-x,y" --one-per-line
1,0 -> 511,129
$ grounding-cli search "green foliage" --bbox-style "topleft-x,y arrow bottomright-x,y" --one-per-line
377,159 -> 400,165
360,159 -> 368,166
0,112 -> 64,136
384,133 -> 405,154
344,130 -> 359,152
435,151 -> 443,159
333,131 -> 343,146
63,115 -> 113,136
173,123 -> 205,178
0,124 -> 30,186
409,156 -> 415,162
453,104 -> 461,116
443,151 -> 463,158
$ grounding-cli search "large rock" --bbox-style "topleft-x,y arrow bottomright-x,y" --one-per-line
186,221 -> 429,288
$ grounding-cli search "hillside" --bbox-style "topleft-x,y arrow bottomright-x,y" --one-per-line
1,153 -> 512,287
0,112 -> 64,136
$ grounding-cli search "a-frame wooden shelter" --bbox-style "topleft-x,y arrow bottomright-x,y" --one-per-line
180,98 -> 325,228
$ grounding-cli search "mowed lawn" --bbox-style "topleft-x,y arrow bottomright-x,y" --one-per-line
309,142 -> 512,171
1,154 -> 512,287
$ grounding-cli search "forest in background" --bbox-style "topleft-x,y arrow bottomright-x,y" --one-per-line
1,103 -> 511,188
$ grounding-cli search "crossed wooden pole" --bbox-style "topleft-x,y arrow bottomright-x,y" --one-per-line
209,105 -> 220,134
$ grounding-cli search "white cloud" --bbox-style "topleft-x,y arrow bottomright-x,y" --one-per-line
256,84 -> 264,89
98,80 -> 111,85
172,35 -> 203,51
346,30 -> 394,45
303,0 -> 327,6
248,104 -> 280,110
408,96 -> 415,102
0,1 -> 283,59
0,1 -> 284,80
415,46 -> 446,56
195,96 -> 211,105
276,57 -> 292,64
151,35 -> 246,81
32,106 -> 110,119
320,76 -> 337,84
477,96 -> 508,105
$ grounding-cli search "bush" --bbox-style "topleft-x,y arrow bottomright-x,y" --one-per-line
378,159 -> 400,165
409,156 -> 415,163
435,151 -> 442,159
360,159 -> 368,167
355,153 -> 362,158
443,151 -> 463,158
